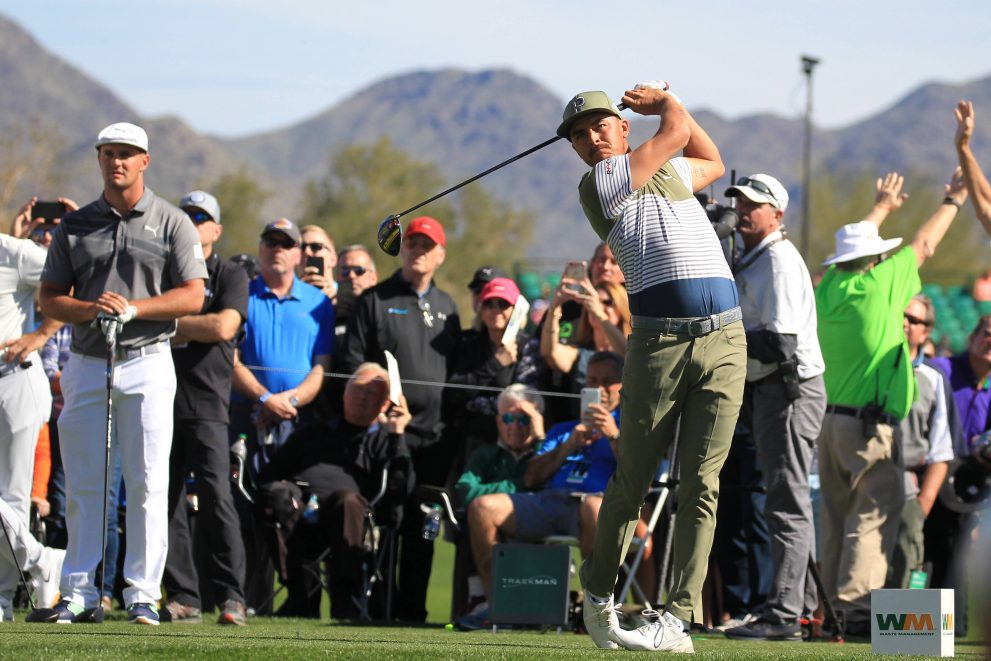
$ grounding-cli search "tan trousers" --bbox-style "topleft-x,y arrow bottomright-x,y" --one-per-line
581,322 -> 746,623
817,412 -> 904,623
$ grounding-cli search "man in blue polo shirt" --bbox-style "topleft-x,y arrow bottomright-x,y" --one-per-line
230,217 -> 335,612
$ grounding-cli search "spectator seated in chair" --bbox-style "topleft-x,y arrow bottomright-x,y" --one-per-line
457,352 -> 623,630
256,363 -> 413,619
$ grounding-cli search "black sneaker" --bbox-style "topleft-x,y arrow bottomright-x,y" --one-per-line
724,618 -> 803,641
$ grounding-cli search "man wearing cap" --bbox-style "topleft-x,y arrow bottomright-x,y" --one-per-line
230,217 -> 335,612
163,191 -> 250,625
719,174 -> 825,641
815,170 -> 967,635
338,215 -> 460,622
558,84 -> 745,652
33,122 -> 207,625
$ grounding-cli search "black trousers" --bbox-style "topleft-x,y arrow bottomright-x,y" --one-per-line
392,435 -> 455,622
164,418 -> 247,609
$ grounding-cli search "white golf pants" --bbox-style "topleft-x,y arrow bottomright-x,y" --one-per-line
58,348 -> 175,608
0,357 -> 50,602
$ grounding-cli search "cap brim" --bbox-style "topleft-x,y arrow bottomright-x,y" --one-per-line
726,185 -> 778,208
557,108 -> 623,140
261,229 -> 298,244
822,237 -> 903,265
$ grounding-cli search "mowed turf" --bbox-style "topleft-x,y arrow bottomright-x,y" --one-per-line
0,619 -> 987,660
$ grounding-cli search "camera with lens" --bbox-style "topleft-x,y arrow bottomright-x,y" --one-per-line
704,203 -> 739,240
939,437 -> 991,513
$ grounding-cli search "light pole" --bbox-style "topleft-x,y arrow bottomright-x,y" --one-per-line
801,54 -> 821,260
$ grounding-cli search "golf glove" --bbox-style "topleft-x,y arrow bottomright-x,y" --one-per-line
634,80 -> 682,104
92,305 -> 137,344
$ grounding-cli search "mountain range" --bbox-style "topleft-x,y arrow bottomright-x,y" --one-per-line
2,13 -> 990,261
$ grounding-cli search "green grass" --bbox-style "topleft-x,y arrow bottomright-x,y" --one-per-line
0,618 -> 986,660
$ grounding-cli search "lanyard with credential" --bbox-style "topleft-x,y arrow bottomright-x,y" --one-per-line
732,232 -> 788,275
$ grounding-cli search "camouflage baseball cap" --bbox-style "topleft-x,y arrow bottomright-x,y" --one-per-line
557,91 -> 623,140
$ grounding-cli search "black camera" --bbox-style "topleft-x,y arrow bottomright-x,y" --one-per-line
939,455 -> 991,513
705,204 -> 739,240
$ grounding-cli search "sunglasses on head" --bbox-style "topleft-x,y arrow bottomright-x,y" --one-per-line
262,236 -> 296,250
188,211 -> 213,224
418,297 -> 434,328
735,177 -> 780,206
301,242 -> 326,253
340,265 -> 369,277
482,298 -> 512,311
500,413 -> 531,425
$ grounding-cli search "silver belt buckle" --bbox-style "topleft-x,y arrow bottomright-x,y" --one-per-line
710,313 -> 721,331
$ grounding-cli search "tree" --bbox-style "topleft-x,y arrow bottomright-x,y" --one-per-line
209,165 -> 271,257
0,118 -> 70,228
301,138 -> 534,315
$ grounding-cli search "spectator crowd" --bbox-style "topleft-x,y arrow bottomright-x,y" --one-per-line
0,92 -> 989,646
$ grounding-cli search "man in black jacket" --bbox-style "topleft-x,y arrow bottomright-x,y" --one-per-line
338,216 -> 460,621
258,362 -> 412,619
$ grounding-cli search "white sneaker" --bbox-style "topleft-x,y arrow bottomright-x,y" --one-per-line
581,590 -> 621,649
611,609 -> 695,653
0,596 -> 12,622
32,547 -> 65,608
715,611 -> 757,632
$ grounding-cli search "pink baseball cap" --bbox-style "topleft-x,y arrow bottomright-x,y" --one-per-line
479,277 -> 520,305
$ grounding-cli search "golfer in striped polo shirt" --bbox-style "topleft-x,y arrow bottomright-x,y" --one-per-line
559,85 -> 746,653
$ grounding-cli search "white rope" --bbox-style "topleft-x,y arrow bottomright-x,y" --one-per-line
242,364 -> 581,400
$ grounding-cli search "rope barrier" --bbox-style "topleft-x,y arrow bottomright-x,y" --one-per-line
242,364 -> 582,400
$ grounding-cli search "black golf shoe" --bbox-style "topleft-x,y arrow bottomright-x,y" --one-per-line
26,599 -> 101,624
724,618 -> 803,641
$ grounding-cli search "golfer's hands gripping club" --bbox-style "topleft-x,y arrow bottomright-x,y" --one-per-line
92,302 -> 137,345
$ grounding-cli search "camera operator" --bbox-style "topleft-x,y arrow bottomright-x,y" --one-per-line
815,169 -> 967,636
720,174 -> 825,641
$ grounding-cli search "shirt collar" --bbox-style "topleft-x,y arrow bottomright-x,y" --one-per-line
739,228 -> 784,262
95,187 -> 155,219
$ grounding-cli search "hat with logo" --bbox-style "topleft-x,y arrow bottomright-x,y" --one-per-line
180,190 -> 221,224
405,216 -> 446,247
94,122 -> 149,152
479,277 -> 520,306
557,91 -> 624,140
468,265 -> 509,293
261,218 -> 301,245
725,174 -> 790,212
822,221 -> 903,266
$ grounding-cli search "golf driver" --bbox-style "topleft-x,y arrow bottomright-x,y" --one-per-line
377,135 -> 562,255
0,509 -> 36,612
373,87 -> 670,255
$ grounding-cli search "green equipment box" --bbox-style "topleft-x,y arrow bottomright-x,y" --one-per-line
490,543 -> 571,625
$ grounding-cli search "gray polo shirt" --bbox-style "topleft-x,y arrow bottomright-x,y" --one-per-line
41,188 -> 208,357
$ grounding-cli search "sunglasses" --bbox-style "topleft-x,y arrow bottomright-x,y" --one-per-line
340,265 -> 369,277
482,298 -> 512,311
418,297 -> 434,328
904,313 -> 931,327
735,177 -> 780,207
301,242 -> 326,253
500,413 -> 531,425
262,237 -> 296,250
600,298 -> 614,307
188,211 -> 214,224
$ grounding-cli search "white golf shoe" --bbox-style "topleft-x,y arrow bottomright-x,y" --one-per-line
610,609 -> 695,653
32,546 -> 65,608
581,589 -> 621,649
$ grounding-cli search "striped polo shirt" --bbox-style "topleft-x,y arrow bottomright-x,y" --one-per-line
578,155 -> 737,318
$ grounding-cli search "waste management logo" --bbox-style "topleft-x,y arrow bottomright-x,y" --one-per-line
875,612 -> 953,636
500,575 -> 559,589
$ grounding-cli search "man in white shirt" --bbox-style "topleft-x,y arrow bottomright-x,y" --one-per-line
723,174 -> 826,641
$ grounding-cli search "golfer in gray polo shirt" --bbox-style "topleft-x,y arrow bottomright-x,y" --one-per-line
34,122 -> 206,625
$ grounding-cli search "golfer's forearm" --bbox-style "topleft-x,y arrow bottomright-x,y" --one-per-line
39,287 -> 97,324
132,280 -> 205,321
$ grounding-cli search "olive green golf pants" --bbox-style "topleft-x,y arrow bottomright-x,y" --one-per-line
582,322 -> 746,624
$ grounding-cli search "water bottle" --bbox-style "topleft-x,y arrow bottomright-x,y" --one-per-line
421,504 -> 442,541
302,494 -> 320,524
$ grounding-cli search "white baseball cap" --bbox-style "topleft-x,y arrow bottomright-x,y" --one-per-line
180,190 -> 222,224
725,174 -> 789,212
94,122 -> 149,152
822,221 -> 903,266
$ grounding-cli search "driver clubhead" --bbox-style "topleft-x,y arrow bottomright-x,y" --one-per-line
79,606 -> 105,623
377,215 -> 403,256
24,605 -> 104,623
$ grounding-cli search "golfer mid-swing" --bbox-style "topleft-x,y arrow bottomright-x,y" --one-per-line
32,123 -> 206,625
559,85 -> 746,652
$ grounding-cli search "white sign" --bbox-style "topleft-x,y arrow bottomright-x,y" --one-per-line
871,589 -> 954,657
501,294 -> 530,347
384,350 -> 402,406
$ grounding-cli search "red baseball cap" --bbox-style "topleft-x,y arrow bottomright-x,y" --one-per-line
480,277 -> 520,305
405,216 -> 446,247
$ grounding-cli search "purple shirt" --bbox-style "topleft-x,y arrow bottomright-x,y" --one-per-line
930,353 -> 989,455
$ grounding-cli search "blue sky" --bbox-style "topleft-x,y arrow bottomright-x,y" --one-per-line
5,1 -> 990,137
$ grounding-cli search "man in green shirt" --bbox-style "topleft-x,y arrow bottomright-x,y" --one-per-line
816,169 -> 967,635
